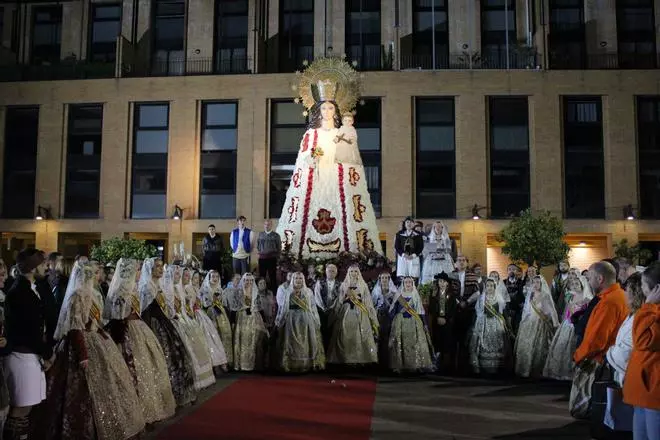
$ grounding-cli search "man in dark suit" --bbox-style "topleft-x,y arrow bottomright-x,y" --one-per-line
429,272 -> 458,372
449,254 -> 480,373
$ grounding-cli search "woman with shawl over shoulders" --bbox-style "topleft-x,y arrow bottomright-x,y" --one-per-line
226,273 -> 269,371
103,258 -> 175,425
388,277 -> 434,373
183,268 -> 228,373
514,275 -> 559,378
274,272 -> 325,372
138,258 -> 196,407
327,265 -> 379,366
372,271 -> 396,366
420,222 -> 455,285
42,262 -> 145,440
165,265 -> 215,390
199,270 -> 234,369
469,278 -> 513,376
543,273 -> 592,381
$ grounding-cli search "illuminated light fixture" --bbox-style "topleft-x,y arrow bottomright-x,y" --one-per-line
171,205 -> 183,220
623,204 -> 635,221
35,205 -> 52,221
472,204 -> 485,220
578,241 -> 587,247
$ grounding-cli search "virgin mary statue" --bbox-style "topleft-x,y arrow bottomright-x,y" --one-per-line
276,57 -> 382,259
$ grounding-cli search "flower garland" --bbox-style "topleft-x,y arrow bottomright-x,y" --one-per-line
301,132 -> 310,152
298,130 -> 318,257
338,163 -> 349,252
309,130 -> 319,157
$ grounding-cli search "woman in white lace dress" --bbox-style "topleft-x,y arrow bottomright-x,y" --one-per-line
514,275 -> 559,378
420,222 -> 455,285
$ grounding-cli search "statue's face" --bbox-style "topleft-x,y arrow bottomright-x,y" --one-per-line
320,101 -> 335,122
342,115 -> 353,127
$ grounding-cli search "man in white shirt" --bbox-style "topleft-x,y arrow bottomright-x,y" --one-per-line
230,216 -> 254,275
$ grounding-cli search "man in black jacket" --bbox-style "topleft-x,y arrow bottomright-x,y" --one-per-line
46,251 -> 68,316
3,249 -> 54,440
202,224 -> 225,273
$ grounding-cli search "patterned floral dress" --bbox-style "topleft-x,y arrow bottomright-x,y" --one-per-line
388,290 -> 434,373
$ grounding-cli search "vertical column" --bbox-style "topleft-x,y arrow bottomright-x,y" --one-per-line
449,0 -> 476,54
454,94 -> 488,219
234,95 -> 258,221
186,0 -> 214,61
0,106 -> 5,214
247,0 -> 256,72
515,0 -> 531,45
584,0 -> 617,54
99,100 -> 130,221
167,98 -> 198,236
529,95 -> 562,215
313,0 -> 327,58
61,1 -> 85,60
603,93 -> 637,220
331,0 -> 345,56
35,103 -> 65,218
1,7 -> 13,48
381,0 -> 395,69
381,92 -> 413,218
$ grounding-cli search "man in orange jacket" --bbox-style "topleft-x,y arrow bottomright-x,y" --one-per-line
574,261 -> 629,365
623,262 -> 660,440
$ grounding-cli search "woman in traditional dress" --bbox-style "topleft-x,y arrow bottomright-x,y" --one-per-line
138,258 -> 196,407
199,270 -> 234,369
388,277 -> 434,373
275,58 -> 382,260
420,222 -> 455,285
469,278 -> 513,376
183,268 -> 227,373
371,271 -> 396,365
514,275 -> 559,378
164,265 -> 215,390
543,274 -> 592,380
43,262 -> 145,440
274,272 -> 325,372
104,258 -> 176,425
226,273 -> 269,371
327,265 -> 379,366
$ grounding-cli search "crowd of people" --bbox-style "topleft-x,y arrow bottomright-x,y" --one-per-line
0,243 -> 657,440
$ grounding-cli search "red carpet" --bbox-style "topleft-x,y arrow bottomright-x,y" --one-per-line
158,376 -> 377,440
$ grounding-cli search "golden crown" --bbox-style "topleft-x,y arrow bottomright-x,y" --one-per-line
311,79 -> 338,102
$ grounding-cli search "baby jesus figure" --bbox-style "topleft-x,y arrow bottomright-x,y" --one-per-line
333,113 -> 363,166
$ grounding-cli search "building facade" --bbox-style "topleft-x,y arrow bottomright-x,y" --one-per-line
0,0 -> 659,272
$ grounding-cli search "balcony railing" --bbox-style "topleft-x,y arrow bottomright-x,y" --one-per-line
400,51 -> 540,70
122,56 -> 251,77
549,52 -> 659,70
0,61 -> 115,82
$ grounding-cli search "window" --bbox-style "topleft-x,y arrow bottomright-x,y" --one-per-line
616,0 -> 656,68
409,0 -> 448,69
152,0 -> 185,75
65,105 -> 103,218
31,6 -> 62,64
563,97 -> 605,218
548,0 -> 585,69
131,103 -> 169,218
269,100 -> 307,217
2,107 -> 39,218
89,4 -> 121,63
415,98 -> 455,218
637,97 -> 660,219
489,97 -> 530,218
279,0 -> 313,72
481,0 -> 517,67
214,0 -> 248,74
200,102 -> 238,218
346,0 -> 382,70
354,99 -> 382,217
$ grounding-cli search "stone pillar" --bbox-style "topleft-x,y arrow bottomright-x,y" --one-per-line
449,0 -> 478,54
186,0 -> 214,61
0,106 -> 5,214
515,0 -> 532,45
99,100 -> 130,221
167,98 -> 198,228
381,93 -> 412,218
584,0 -> 617,54
455,94 -> 488,218
603,93 -> 637,220
61,1 -> 85,60
35,103 -> 65,218
313,0 -> 327,58
529,95 -> 562,215
234,96 -> 258,221
247,0 -> 256,72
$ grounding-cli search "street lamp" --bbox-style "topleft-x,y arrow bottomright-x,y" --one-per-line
171,205 -> 183,220
623,204 -> 635,221
35,205 -> 52,220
